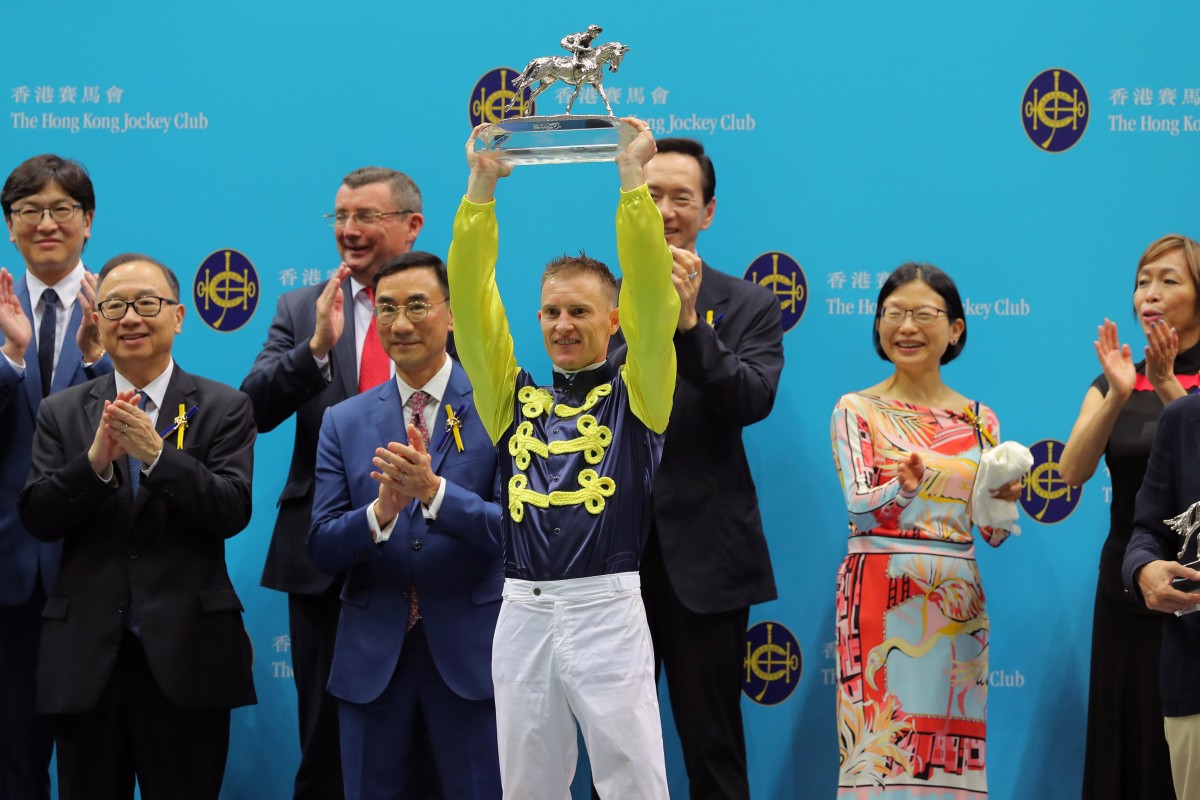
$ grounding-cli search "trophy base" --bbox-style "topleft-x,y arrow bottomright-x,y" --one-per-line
478,116 -> 636,166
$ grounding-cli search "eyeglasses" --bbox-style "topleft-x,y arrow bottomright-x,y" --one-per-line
323,209 -> 417,229
879,305 -> 949,326
9,203 -> 83,226
97,296 -> 180,320
374,299 -> 447,325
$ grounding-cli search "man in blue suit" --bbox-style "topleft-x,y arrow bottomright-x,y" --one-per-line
0,154 -> 109,800
240,166 -> 424,799
308,251 -> 503,800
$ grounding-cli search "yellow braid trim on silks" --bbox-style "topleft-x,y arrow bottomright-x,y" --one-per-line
507,416 -> 612,470
554,383 -> 612,418
519,386 -> 555,419
547,415 -> 611,464
509,422 -> 550,469
507,469 -> 616,522
507,474 -> 549,522
518,382 -> 613,420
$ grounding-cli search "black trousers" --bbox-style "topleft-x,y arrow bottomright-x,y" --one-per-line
288,583 -> 346,800
0,583 -> 52,800
641,523 -> 752,800
54,629 -> 231,800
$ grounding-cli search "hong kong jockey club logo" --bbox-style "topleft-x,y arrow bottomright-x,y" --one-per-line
470,67 -> 534,127
745,252 -> 807,334
1022,68 -> 1089,152
743,621 -> 801,705
193,249 -> 259,332
1019,439 -> 1082,524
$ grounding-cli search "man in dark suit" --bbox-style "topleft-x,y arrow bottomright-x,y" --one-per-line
308,252 -> 502,799
0,154 -> 109,800
1124,392 -> 1200,797
612,138 -> 784,799
18,253 -> 256,800
240,167 -> 423,799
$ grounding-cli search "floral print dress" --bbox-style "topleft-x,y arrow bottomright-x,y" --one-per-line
830,393 -> 1011,799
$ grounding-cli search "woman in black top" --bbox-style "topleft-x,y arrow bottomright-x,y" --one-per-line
1060,234 -> 1200,799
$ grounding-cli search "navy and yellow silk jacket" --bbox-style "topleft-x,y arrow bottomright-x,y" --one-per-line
448,184 -> 678,581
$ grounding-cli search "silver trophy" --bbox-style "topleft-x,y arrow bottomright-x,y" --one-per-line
1165,501 -> 1200,615
477,26 -> 636,165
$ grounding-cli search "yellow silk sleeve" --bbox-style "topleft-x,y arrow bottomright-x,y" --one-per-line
447,197 -> 520,444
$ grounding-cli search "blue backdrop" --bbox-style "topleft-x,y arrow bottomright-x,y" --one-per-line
4,2 -> 1198,796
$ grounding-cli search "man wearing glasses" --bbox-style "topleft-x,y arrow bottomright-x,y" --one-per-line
608,137 -> 783,800
307,251 -> 502,799
18,252 -> 256,800
0,154 -> 109,800
240,167 -> 423,800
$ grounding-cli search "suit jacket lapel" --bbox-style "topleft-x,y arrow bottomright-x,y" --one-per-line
333,279 -> 358,398
373,379 -> 409,449
158,366 -> 199,453
697,260 -> 731,330
15,278 -> 45,408
427,362 -> 473,476
54,299 -> 85,394
128,367 -> 198,518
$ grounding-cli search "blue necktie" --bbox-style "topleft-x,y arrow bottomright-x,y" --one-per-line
37,288 -> 57,398
125,392 -> 149,637
127,393 -> 149,497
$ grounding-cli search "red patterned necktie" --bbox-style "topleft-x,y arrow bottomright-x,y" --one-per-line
358,286 -> 390,393
406,390 -> 431,631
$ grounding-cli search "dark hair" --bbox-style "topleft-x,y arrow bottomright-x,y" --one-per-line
541,252 -> 618,305
97,253 -> 181,301
342,166 -> 421,214
655,138 -> 716,205
872,262 -> 967,365
373,251 -> 448,300
2,154 -> 96,216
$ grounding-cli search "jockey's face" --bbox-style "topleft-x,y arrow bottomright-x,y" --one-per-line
538,271 -> 619,371
645,152 -> 714,253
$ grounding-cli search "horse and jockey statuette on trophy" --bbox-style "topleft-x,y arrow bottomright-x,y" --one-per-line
477,26 -> 637,165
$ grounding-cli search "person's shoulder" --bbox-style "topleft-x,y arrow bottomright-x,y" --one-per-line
276,282 -> 331,309
186,371 -> 251,404
705,262 -> 774,301
325,386 -> 382,421
1163,392 -> 1200,425
42,376 -> 102,410
970,398 -> 999,424
833,391 -> 873,413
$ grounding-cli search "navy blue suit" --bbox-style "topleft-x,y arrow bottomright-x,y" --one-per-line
0,275 -> 109,800
1124,392 -> 1200,718
308,362 -> 503,800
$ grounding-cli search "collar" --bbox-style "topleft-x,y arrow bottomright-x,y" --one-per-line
114,358 -> 175,410
25,260 -> 85,308
395,353 -> 452,407
1175,338 -> 1200,374
552,358 -> 615,398
352,275 -> 373,303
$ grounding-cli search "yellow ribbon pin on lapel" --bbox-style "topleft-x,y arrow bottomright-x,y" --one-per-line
444,404 -> 464,452
174,404 -> 189,449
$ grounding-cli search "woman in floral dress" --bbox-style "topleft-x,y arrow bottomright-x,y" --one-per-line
831,263 -> 1021,798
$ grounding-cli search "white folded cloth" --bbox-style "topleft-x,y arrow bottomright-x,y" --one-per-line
971,441 -> 1034,534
